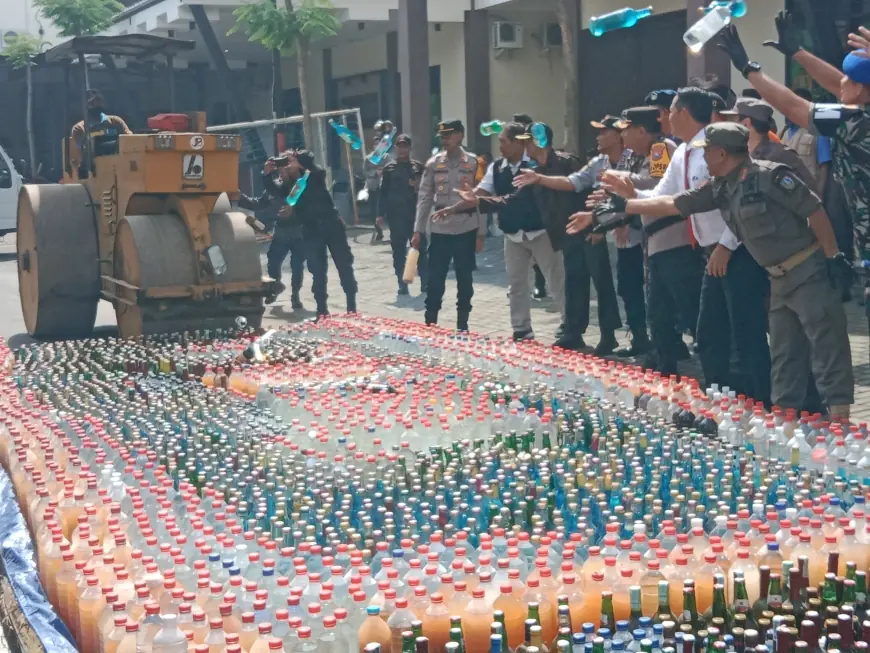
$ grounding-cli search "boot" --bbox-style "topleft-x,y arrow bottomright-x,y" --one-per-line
425,310 -> 438,326
346,295 -> 357,314
397,281 -> 409,296
457,311 -> 470,332
291,291 -> 303,310
594,331 -> 619,356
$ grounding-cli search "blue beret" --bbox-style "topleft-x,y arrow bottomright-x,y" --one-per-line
843,51 -> 870,85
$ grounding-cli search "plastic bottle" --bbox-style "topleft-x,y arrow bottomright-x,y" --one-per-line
369,131 -> 396,166
152,614 -> 189,653
683,5 -> 732,53
387,597 -> 416,653
286,171 -> 310,207
77,576 -> 106,652
590,7 -> 654,36
358,605 -> 391,653
704,0 -> 747,18
421,593 -> 451,653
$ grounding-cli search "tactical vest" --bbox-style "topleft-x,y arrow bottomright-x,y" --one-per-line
492,159 -> 544,235
780,127 -> 822,188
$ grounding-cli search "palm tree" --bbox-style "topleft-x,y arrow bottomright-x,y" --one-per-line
230,0 -> 341,148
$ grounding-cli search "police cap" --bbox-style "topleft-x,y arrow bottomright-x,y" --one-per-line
515,122 -> 554,148
395,133 -> 412,146
691,122 -> 750,152
619,106 -> 661,132
644,89 -> 677,109
437,120 -> 465,135
512,113 -> 534,126
590,115 -> 626,130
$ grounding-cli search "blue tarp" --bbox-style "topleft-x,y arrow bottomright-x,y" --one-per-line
0,464 -> 77,653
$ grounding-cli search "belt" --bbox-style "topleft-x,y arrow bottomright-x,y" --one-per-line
765,243 -> 820,278
433,206 -> 475,215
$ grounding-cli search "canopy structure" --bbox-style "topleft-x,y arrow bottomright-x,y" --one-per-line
39,34 -> 195,63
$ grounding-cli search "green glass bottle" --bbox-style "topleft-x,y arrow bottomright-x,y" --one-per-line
527,603 -> 542,628
821,573 -> 838,609
412,620 -> 424,640
751,566 -> 771,621
731,574 -> 753,627
592,637 -> 606,653
704,583 -> 730,631
655,581 -> 675,624
766,574 -> 783,615
678,586 -> 705,632
402,631 -> 416,653
601,591 -> 616,631
629,585 -> 644,630
449,627 -> 465,653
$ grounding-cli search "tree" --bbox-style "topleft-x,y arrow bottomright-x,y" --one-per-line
230,0 -> 341,148
33,0 -> 125,37
34,0 -> 125,87
3,35 -> 44,181
555,0 -> 578,154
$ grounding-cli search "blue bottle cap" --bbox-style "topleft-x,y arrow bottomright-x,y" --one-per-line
639,617 -> 652,628
574,633 -> 586,644
367,605 -> 380,616
617,621 -> 630,631
633,629 -> 646,640
583,623 -> 596,634
599,629 -> 611,640
613,644 -> 625,651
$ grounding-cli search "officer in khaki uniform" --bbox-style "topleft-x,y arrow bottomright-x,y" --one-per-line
579,123 -> 854,418
412,120 -> 484,331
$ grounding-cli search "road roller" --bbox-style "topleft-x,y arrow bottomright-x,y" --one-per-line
17,35 -> 269,339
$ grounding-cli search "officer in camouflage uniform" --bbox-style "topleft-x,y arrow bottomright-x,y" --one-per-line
412,120 -> 484,331
719,18 -> 870,332
580,124 -> 854,419
378,134 -> 427,296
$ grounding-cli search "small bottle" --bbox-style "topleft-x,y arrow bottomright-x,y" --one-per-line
703,0 -> 747,18
590,7 -> 654,37
480,121 -> 505,137
286,171 -> 310,207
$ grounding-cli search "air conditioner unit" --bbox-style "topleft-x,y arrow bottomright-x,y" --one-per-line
493,21 -> 523,49
542,22 -> 563,49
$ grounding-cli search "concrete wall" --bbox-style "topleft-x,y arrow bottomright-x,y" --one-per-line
431,23 -> 467,124
0,0 -> 60,48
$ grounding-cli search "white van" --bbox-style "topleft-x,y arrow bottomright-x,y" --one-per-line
0,146 -> 22,235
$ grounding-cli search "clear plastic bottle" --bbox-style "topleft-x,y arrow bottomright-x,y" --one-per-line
152,614 -> 189,653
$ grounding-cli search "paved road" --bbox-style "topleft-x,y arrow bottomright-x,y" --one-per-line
2,230 -> 870,419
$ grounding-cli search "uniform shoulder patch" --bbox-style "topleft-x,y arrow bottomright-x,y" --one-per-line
776,171 -> 797,191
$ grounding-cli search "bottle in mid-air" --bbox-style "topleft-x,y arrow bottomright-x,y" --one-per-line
589,7 -> 653,37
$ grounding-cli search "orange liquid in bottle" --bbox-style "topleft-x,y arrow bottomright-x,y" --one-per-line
464,590 -> 494,653
358,607 -> 392,653
493,590 -> 525,650
421,594 -> 451,653
695,576 -> 715,615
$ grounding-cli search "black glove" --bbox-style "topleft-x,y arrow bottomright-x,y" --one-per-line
827,252 -> 857,294
717,25 -> 750,74
590,194 -> 629,234
762,10 -> 801,58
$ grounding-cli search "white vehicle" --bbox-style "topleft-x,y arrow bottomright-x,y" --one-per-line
0,146 -> 22,235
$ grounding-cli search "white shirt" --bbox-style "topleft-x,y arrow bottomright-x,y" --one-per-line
477,155 -> 546,244
636,128 -> 740,251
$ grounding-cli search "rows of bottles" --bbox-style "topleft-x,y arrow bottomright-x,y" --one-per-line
0,315 -> 868,653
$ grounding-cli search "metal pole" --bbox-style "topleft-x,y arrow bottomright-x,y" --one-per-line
78,53 -> 92,178
167,55 -> 176,112
341,114 -> 359,227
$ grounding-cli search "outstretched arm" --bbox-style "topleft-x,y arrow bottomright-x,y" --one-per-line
624,196 -> 680,218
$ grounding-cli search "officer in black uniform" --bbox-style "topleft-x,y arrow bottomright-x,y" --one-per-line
512,113 -> 549,300
644,89 -> 678,140
286,149 -> 358,317
378,134 -> 427,295
238,156 -> 306,308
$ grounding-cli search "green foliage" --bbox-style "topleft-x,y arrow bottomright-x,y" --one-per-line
34,0 -> 125,38
229,0 -> 341,53
3,34 -> 42,69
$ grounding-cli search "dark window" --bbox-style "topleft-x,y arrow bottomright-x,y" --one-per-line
0,156 -> 11,189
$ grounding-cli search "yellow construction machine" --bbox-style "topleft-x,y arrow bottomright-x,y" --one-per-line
17,35 -> 269,339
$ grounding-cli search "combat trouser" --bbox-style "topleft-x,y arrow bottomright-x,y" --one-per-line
425,229 -> 477,330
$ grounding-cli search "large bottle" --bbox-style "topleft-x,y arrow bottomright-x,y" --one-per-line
683,5 -> 731,53
589,7 -> 653,37
152,614 -> 189,653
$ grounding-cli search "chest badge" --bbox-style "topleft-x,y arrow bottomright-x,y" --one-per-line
739,168 -> 749,182
778,174 -> 796,190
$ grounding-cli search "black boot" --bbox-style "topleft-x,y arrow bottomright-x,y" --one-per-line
346,295 -> 357,314
291,291 -> 304,310
457,311 -> 470,332
594,331 -> 620,356
425,310 -> 438,326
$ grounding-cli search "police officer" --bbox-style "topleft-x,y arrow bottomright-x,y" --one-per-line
644,90 -> 678,140
618,106 -> 702,371
578,123 -> 854,419
378,134 -> 427,295
513,117 -> 625,353
70,89 -> 132,170
725,97 -> 815,185
286,149 -> 358,317
411,120 -> 484,331
238,155 -> 306,308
